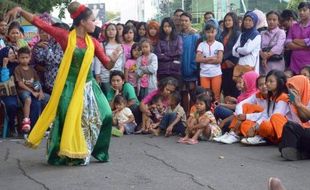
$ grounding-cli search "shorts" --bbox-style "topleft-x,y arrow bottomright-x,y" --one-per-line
18,91 -> 32,102
124,122 -> 137,134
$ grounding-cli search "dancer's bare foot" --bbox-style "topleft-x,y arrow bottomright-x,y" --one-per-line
268,177 -> 286,190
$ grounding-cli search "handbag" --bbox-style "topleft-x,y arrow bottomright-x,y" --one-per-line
0,76 -> 17,97
233,64 -> 254,81
261,31 -> 283,61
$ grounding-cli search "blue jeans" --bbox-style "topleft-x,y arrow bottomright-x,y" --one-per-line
214,106 -> 234,120
1,95 -> 18,131
214,106 -> 234,134
159,112 -> 185,136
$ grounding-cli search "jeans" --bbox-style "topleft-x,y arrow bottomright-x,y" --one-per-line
214,106 -> 234,120
1,95 -> 18,131
159,112 -> 185,136
214,106 -> 234,134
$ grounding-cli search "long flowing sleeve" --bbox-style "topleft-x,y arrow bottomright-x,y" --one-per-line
32,16 -> 69,49
93,40 -> 111,66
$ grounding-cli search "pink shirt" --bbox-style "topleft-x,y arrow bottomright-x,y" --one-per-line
125,59 -> 137,87
122,43 -> 133,61
142,89 -> 169,106
286,20 -> 310,74
140,55 -> 149,88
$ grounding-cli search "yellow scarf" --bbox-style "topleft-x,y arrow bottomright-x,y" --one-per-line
25,29 -> 95,159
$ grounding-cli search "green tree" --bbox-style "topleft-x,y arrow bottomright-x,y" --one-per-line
287,0 -> 304,12
0,0 -> 72,18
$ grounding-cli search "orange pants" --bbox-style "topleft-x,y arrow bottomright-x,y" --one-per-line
258,114 -> 287,144
200,75 -> 222,101
229,103 -> 264,137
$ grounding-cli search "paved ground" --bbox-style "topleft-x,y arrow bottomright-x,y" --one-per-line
0,135 -> 309,190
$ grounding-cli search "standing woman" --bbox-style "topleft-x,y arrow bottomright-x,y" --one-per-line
136,22 -> 147,42
6,2 -> 120,165
147,20 -> 160,49
220,12 -> 241,98
232,11 -> 261,77
260,11 -> 286,74
156,17 -> 183,82
94,23 -> 124,95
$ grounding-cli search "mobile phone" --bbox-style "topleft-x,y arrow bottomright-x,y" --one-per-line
288,89 -> 295,103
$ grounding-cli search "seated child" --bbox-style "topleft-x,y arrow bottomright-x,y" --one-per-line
300,65 -> 310,80
137,94 -> 166,134
284,69 -> 294,79
150,92 -> 186,137
14,47 -> 50,133
112,95 -> 137,136
178,95 -> 221,145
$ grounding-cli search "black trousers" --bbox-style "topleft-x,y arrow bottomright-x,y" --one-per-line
279,121 -> 310,154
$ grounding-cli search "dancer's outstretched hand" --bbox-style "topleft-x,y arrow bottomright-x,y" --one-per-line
5,7 -> 22,23
110,46 -> 122,63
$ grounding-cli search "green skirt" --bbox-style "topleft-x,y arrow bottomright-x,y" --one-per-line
46,78 -> 112,166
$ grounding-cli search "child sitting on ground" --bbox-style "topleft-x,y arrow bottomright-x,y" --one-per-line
178,95 -> 221,145
14,47 -> 50,133
137,94 -> 167,134
112,95 -> 137,136
150,92 -> 186,137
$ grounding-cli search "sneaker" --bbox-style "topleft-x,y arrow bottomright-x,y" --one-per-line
241,135 -> 266,145
213,132 -> 229,142
281,147 -> 301,161
220,131 -> 240,144
21,118 -> 31,133
111,127 -> 123,137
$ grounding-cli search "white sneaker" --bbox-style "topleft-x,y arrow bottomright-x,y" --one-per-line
220,132 -> 240,144
241,135 -> 266,145
213,132 -> 229,142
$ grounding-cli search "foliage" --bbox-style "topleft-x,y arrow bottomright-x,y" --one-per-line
0,0 -> 72,18
287,0 -> 305,12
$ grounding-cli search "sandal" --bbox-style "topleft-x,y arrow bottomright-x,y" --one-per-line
187,139 -> 199,145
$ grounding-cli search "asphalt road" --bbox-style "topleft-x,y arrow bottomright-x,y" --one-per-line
0,135 -> 309,190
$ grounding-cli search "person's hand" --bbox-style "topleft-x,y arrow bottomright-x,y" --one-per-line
289,88 -> 302,106
2,57 -> 9,67
237,114 -> 246,121
165,126 -> 173,137
110,47 -> 122,63
32,91 -> 40,98
115,89 -> 120,96
38,92 -> 45,100
262,59 -> 268,69
5,7 -> 22,23
224,60 -> 235,68
95,75 -> 102,84
37,41 -> 48,48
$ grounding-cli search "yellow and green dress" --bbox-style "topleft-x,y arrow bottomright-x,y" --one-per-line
25,17 -> 112,165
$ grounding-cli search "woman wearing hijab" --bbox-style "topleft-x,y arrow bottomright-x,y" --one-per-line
232,11 -> 261,77
0,46 -> 19,136
279,75 -> 310,161
214,71 -> 260,144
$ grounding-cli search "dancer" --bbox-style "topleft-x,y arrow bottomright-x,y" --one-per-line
6,1 -> 120,165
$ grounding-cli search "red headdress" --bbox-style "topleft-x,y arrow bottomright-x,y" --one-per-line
70,4 -> 86,19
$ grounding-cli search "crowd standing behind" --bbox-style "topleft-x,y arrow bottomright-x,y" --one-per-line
1,2 -> 310,166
